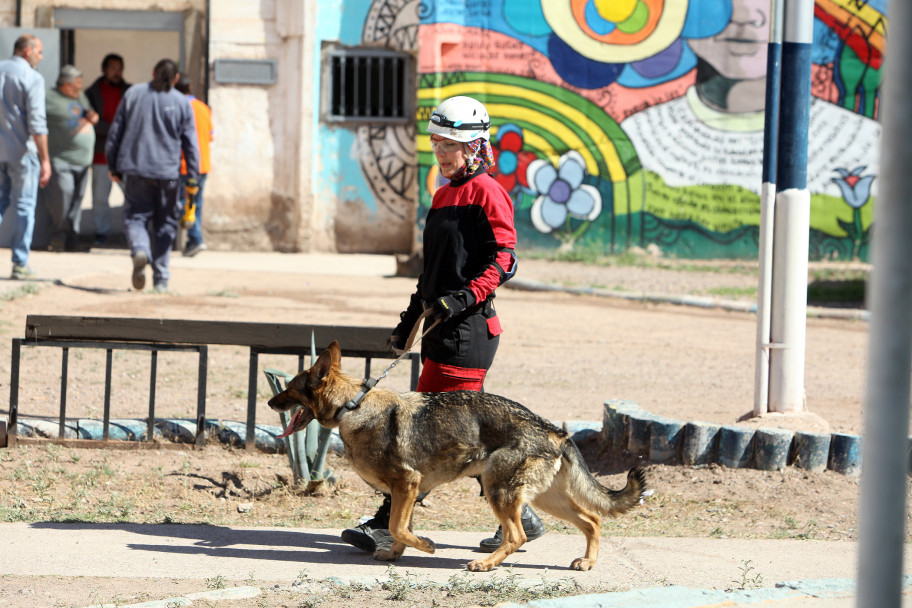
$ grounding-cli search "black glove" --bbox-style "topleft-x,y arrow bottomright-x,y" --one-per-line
389,330 -> 407,352
391,289 -> 424,350
390,310 -> 415,352
433,290 -> 475,322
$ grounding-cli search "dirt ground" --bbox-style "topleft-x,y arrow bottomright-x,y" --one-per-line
0,254 -> 871,432
0,252 -> 883,607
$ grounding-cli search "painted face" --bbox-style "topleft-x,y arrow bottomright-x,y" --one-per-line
431,134 -> 468,179
688,0 -> 769,81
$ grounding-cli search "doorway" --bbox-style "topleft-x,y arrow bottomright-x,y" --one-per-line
56,9 -> 187,244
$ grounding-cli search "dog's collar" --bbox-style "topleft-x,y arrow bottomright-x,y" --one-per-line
335,377 -> 378,421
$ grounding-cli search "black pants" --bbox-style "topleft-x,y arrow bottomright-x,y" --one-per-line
417,300 -> 501,392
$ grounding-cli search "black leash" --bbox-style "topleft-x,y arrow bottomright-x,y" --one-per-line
335,309 -> 439,421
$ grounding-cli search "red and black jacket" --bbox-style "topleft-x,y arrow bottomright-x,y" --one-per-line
401,167 -> 517,330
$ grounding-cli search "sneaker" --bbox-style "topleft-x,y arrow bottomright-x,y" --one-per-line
10,265 -> 35,280
131,251 -> 149,291
341,496 -> 392,552
94,234 -> 108,246
153,283 -> 169,294
183,242 -> 207,257
478,504 -> 546,553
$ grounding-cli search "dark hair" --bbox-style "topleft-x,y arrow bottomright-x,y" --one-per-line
151,59 -> 178,92
13,34 -> 37,55
175,73 -> 191,95
101,53 -> 123,70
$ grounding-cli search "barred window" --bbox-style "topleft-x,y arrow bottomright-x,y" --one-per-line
324,48 -> 412,123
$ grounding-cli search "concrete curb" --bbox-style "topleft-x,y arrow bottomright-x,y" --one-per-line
492,576 -> 912,608
14,417 -> 345,454
601,400 -> 865,476
16,417 -> 591,455
507,277 -> 870,322
15,403 -> 865,478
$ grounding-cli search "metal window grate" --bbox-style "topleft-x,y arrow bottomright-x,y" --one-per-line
326,49 -> 410,123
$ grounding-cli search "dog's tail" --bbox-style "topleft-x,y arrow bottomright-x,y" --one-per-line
561,440 -> 648,517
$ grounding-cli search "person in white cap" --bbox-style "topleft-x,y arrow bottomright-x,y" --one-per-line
341,95 -> 546,554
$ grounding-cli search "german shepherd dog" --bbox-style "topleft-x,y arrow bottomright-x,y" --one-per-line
268,341 -> 647,572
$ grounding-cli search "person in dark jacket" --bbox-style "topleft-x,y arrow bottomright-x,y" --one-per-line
105,58 -> 199,293
340,96 -> 546,554
84,53 -> 129,245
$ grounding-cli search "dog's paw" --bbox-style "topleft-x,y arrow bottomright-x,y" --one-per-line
467,558 -> 496,572
373,548 -> 402,562
570,557 -> 595,571
415,536 -> 436,554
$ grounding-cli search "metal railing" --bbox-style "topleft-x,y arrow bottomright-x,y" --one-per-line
7,315 -> 420,450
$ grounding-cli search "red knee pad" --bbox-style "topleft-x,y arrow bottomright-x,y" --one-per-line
416,358 -> 487,392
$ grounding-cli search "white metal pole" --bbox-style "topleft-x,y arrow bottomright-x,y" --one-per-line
856,1 -> 912,604
755,0 -> 784,417
768,0 -> 813,413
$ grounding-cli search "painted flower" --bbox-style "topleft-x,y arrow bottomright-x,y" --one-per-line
527,150 -> 602,233
832,166 -> 875,260
832,166 -> 875,209
490,124 -> 536,193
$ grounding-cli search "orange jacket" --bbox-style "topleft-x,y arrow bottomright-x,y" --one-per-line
181,96 -> 212,175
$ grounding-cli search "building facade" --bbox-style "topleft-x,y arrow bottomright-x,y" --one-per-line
1,0 -> 885,260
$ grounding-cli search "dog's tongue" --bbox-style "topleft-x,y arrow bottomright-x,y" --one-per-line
278,409 -> 305,439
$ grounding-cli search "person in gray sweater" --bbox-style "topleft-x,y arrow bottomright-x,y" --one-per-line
105,58 -> 199,292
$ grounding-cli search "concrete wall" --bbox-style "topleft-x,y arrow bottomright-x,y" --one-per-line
204,0 -> 418,253
207,0 -> 294,251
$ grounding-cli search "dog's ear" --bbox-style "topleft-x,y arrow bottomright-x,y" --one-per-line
311,346 -> 334,383
327,340 -> 342,367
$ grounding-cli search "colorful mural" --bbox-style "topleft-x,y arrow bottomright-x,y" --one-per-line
407,0 -> 885,260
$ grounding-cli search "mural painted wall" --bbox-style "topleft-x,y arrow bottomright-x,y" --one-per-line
403,0 -> 885,260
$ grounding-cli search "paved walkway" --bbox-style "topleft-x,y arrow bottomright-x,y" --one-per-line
3,521 -> 912,607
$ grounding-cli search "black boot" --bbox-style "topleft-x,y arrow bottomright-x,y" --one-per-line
341,495 -> 394,552
478,504 -> 546,553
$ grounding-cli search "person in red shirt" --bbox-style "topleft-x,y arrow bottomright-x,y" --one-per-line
85,53 -> 130,245
340,96 -> 546,555
175,73 -> 213,257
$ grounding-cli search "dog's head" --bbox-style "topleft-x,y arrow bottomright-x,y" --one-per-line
268,340 -> 343,438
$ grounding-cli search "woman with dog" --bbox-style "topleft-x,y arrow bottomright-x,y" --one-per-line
340,95 -> 547,554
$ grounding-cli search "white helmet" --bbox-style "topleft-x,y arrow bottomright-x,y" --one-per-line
427,96 -> 491,142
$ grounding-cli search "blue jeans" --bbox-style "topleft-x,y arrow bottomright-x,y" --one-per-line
0,153 -> 41,267
180,173 -> 207,246
123,175 -> 181,287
